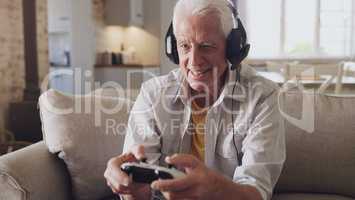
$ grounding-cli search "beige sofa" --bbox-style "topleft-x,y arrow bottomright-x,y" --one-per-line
0,89 -> 354,200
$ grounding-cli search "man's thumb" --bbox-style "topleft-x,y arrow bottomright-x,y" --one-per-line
132,145 -> 146,161
165,154 -> 199,170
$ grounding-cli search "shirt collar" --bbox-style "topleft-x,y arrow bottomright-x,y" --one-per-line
172,73 -> 190,105
217,67 -> 246,103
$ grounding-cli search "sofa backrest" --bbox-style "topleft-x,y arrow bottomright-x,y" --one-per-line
275,90 -> 355,198
39,89 -> 133,200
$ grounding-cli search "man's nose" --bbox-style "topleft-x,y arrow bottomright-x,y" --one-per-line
189,47 -> 203,67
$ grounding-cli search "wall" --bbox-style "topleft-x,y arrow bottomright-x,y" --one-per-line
71,0 -> 96,94
37,0 -> 49,84
93,0 -> 161,66
160,0 -> 178,75
0,0 -> 48,137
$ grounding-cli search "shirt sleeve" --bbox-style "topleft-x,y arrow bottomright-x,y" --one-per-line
123,83 -> 162,164
233,89 -> 286,200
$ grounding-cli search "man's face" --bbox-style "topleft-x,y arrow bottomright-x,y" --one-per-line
175,13 -> 228,95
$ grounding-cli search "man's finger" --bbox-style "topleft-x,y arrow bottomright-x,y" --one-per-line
106,176 -> 137,194
161,191 -> 194,200
161,188 -> 197,200
110,153 -> 136,167
151,176 -> 194,192
104,159 -> 132,186
107,180 -> 131,194
107,181 -> 118,194
166,154 -> 199,170
131,145 -> 146,161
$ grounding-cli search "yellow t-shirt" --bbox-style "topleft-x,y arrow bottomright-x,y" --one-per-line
190,100 -> 208,162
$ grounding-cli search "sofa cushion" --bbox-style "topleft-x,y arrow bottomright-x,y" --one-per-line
272,193 -> 354,200
39,89 -> 133,200
275,90 -> 355,198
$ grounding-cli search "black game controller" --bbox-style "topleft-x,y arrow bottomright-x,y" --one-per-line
121,162 -> 185,184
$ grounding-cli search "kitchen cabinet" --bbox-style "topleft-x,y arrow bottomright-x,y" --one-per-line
47,0 -> 71,33
104,0 -> 143,27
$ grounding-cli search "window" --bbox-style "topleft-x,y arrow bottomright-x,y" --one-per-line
245,0 -> 281,58
320,0 -> 354,56
244,0 -> 355,59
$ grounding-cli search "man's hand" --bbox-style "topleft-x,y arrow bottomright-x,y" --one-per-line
151,154 -> 223,200
104,145 -> 151,200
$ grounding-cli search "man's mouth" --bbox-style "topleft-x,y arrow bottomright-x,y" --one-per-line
188,68 -> 211,79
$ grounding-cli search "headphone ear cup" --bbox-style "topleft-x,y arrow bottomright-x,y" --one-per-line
239,44 -> 250,63
226,29 -> 242,66
226,19 -> 250,70
165,23 -> 179,65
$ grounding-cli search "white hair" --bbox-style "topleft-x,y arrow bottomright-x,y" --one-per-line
172,0 -> 235,38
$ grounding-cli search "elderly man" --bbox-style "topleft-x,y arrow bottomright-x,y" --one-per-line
104,0 -> 285,199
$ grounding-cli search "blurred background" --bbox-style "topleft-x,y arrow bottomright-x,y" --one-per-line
0,0 -> 354,144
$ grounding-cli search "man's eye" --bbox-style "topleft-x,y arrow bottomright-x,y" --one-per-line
200,44 -> 214,49
179,44 -> 190,50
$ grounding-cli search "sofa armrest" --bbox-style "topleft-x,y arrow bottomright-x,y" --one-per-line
0,141 -> 73,200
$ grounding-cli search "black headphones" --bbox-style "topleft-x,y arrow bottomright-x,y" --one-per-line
164,4 -> 250,71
